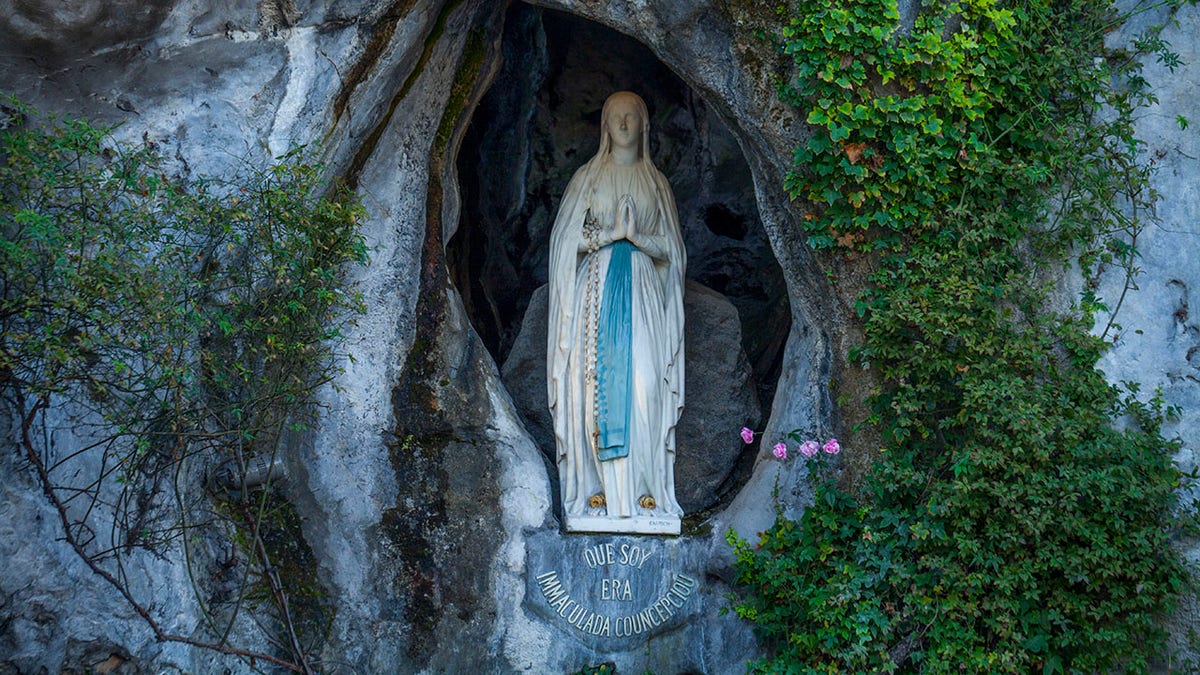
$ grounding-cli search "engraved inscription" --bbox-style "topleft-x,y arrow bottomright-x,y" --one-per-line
582,542 -> 654,569
601,578 -> 633,601
535,570 -> 612,636
534,570 -> 698,638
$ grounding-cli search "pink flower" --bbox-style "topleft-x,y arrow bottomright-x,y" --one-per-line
823,438 -> 841,455
799,440 -> 819,458
772,442 -> 788,460
740,427 -> 754,444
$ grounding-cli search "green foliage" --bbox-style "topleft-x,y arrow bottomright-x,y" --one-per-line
782,0 -> 1161,253
729,457 -> 895,673
0,98 -> 367,667
730,0 -> 1193,671
1,99 -> 367,442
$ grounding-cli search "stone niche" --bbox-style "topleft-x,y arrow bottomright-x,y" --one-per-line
448,4 -> 790,517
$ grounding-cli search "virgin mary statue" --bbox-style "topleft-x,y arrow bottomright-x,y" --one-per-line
547,91 -> 685,534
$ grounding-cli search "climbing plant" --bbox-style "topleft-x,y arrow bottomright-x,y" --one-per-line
729,0 -> 1195,672
0,98 -> 367,672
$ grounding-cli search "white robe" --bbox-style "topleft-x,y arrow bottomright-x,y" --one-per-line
547,154 -> 685,521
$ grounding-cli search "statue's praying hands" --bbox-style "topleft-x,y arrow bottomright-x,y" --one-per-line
617,193 -> 636,240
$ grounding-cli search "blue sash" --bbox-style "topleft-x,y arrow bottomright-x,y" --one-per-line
596,241 -> 633,461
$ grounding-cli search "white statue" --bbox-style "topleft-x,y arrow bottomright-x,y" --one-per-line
547,91 -> 685,534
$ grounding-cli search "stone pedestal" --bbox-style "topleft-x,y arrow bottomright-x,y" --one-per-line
564,514 -> 680,535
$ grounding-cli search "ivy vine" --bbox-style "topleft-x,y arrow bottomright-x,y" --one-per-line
730,0 -> 1196,671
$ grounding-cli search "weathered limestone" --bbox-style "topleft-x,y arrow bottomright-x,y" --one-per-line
1093,3 -> 1200,663
2,0 -> 1196,671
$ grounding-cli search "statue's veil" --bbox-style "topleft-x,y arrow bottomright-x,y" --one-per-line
590,91 -> 653,168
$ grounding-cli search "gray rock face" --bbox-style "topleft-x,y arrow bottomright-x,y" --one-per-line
499,285 -> 557,459
674,283 -> 763,510
0,0 -> 173,58
4,0 -> 1196,671
1091,3 -> 1200,665
1,0 -> 532,671
502,280 -> 760,514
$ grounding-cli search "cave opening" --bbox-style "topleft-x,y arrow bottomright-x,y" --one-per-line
447,3 -> 790,515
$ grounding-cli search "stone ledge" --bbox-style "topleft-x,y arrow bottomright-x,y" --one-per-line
564,514 -> 681,535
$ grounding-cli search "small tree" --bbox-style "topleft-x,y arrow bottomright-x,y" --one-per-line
0,98 -> 367,672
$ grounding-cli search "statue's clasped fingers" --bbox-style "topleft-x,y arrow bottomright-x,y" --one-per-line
618,193 -> 637,236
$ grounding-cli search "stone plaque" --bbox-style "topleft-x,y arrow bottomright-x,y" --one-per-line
523,529 -> 704,646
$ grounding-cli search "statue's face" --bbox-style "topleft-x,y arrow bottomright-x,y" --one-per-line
605,97 -> 643,152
